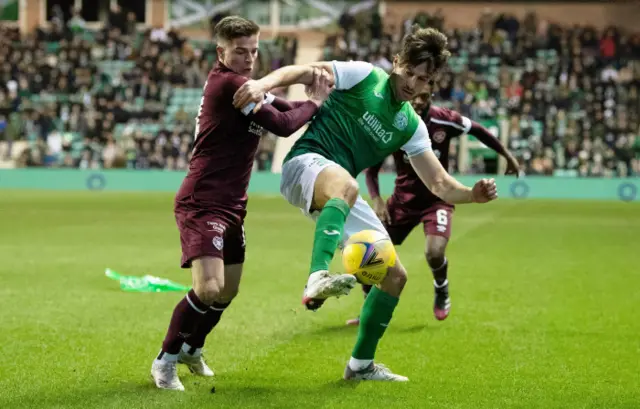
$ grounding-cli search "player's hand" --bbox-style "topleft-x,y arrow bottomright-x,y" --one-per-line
372,196 -> 390,225
471,178 -> 498,203
233,79 -> 267,114
504,154 -> 521,178
305,67 -> 334,105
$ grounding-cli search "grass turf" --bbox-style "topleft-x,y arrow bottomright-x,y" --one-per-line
0,191 -> 638,408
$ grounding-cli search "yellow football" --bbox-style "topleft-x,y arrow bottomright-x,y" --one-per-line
341,230 -> 397,285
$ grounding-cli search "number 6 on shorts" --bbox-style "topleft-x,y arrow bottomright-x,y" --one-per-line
436,209 -> 448,227
423,204 -> 454,238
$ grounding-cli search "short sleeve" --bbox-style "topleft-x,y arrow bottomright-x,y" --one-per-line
429,106 -> 472,135
332,61 -> 374,90
401,119 -> 432,157
460,115 -> 472,133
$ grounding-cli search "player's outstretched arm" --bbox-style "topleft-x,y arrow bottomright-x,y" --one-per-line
468,121 -> 521,176
240,68 -> 334,136
409,150 -> 498,204
232,64 -> 329,113
233,60 -> 372,113
269,96 -> 314,112
248,103 -> 318,137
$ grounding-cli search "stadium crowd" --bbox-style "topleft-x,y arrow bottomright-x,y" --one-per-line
0,6 -> 295,171
1,6 -> 639,177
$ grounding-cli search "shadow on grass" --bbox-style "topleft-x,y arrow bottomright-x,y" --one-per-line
5,380 -> 319,409
310,324 -> 358,335
397,324 -> 435,333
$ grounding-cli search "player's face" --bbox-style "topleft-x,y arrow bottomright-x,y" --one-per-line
218,34 -> 259,77
411,91 -> 431,113
411,80 -> 434,113
391,57 -> 433,101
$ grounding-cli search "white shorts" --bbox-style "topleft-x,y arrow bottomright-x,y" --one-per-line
280,153 -> 388,244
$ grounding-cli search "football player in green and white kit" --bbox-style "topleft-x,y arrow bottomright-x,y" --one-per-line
233,26 -> 498,381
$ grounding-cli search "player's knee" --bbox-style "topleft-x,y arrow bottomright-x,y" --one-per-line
191,257 -> 225,304
385,263 -> 408,293
193,277 -> 223,305
314,168 -> 359,208
216,286 -> 239,304
325,177 -> 359,207
426,244 -> 446,269
340,178 -> 360,207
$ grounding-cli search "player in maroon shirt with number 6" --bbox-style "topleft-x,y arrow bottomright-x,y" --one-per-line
150,16 -> 333,391
347,87 -> 520,325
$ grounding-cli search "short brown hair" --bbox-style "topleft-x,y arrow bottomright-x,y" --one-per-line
214,16 -> 260,43
399,25 -> 450,75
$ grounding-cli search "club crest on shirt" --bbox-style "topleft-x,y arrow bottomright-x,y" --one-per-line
393,112 -> 408,131
212,236 -> 224,250
432,129 -> 447,143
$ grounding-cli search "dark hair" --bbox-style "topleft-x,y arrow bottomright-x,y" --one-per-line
214,16 -> 260,43
399,25 -> 450,75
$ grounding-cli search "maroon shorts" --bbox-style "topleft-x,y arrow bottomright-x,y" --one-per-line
384,199 -> 454,245
174,207 -> 246,268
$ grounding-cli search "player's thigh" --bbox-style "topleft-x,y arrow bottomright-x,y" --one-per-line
422,204 -> 454,240
422,204 -> 453,258
280,153 -> 358,216
311,165 -> 359,210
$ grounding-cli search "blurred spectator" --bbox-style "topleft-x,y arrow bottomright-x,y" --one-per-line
1,8 -> 296,171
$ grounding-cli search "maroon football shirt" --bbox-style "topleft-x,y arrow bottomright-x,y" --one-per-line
175,62 -> 319,225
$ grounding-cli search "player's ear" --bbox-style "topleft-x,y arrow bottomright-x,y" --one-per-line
392,55 -> 399,70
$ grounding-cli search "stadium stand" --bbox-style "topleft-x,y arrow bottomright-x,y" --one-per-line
0,6 -> 638,177
0,9 -> 297,171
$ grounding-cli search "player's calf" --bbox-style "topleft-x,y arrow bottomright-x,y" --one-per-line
426,235 -> 449,287
179,263 -> 242,376
426,237 -> 450,320
348,259 -> 407,373
152,257 -> 226,390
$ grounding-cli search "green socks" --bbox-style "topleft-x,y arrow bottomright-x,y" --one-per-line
352,286 -> 399,360
309,198 -> 351,274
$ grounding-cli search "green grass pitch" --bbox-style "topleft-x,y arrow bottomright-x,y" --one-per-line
1,191 -> 639,408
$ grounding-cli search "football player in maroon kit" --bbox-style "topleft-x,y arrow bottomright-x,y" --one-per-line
151,16 -> 333,391
347,88 -> 520,326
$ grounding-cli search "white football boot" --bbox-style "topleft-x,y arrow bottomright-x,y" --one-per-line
178,350 -> 214,376
302,270 -> 357,310
343,362 -> 409,382
151,360 -> 185,391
